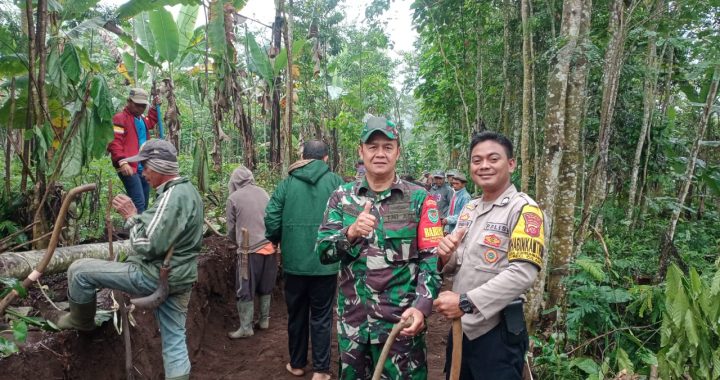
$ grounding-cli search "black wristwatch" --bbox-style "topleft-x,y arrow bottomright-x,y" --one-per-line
459,293 -> 475,314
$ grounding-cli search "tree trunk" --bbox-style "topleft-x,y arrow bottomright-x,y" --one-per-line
525,0 -> 586,327
163,78 -> 181,150
627,0 -> 663,221
657,66 -> 719,281
574,0 -> 630,257
211,85 -> 224,172
475,23 -> 485,134
0,241 -> 131,279
636,45 -> 674,227
281,0 -> 294,173
520,0 -> 532,192
270,77 -> 282,168
545,0 -> 592,319
4,78 -> 16,196
501,0 -> 512,136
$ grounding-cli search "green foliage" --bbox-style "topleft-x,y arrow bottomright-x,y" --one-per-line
245,31 -> 273,87
116,0 -> 200,21
658,265 -> 720,379
149,8 -> 180,63
0,320 -> 27,358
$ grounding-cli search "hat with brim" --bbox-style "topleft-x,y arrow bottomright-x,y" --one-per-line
432,170 -> 445,178
124,139 -> 177,163
360,116 -> 399,143
453,173 -> 468,182
128,88 -> 150,105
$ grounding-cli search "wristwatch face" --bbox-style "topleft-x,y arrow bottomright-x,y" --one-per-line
459,295 -> 473,314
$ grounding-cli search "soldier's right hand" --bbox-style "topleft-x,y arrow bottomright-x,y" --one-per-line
347,201 -> 376,240
437,227 -> 467,262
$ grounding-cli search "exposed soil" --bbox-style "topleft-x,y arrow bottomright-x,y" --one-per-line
0,236 -> 451,379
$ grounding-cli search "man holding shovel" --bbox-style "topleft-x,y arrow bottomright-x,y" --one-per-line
49,139 -> 204,380
316,117 -> 444,379
434,131 -> 546,380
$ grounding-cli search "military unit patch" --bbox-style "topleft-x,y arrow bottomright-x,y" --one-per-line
427,208 -> 439,224
508,237 -> 543,268
459,213 -> 470,221
523,212 -> 542,237
465,203 -> 477,210
483,234 -> 502,248
507,204 -> 545,268
484,249 -> 499,264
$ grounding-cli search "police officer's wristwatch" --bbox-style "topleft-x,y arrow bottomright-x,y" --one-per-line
459,293 -> 475,314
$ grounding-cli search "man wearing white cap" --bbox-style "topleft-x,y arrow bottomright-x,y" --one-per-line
107,87 -> 161,213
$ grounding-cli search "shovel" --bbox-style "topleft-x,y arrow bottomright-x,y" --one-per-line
240,228 -> 250,281
130,246 -> 174,309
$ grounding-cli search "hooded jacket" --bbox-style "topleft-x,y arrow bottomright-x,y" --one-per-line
227,166 -> 271,253
265,159 -> 343,275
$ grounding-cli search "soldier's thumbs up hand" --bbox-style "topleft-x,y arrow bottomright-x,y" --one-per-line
437,227 -> 467,262
348,201 -> 377,240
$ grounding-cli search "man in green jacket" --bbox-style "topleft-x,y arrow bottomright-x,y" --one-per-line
50,139 -> 204,380
265,140 -> 343,380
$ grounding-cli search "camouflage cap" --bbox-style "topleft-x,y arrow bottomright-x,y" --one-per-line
360,117 -> 399,143
432,170 -> 445,178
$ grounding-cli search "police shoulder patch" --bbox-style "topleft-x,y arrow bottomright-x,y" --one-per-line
507,204 -> 545,269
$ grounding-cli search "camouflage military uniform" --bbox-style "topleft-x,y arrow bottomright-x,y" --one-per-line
316,176 -> 443,380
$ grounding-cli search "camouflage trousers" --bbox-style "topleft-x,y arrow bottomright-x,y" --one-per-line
338,333 -> 427,380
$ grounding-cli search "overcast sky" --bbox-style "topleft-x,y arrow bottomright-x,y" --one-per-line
98,0 -> 417,56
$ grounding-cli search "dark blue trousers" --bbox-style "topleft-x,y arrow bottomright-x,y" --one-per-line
444,320 -> 528,380
119,172 -> 150,213
284,273 -> 337,373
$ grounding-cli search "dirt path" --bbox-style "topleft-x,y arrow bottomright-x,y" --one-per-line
0,236 -> 452,379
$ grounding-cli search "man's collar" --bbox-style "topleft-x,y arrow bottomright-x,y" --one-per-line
357,174 -> 405,196
156,176 -> 185,194
486,184 -> 517,206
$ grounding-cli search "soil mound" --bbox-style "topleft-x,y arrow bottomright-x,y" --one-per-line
0,236 -> 449,379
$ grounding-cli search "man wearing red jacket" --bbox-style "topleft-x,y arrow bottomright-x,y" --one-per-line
108,88 -> 160,213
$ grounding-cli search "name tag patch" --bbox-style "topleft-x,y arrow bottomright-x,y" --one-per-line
485,222 -> 508,234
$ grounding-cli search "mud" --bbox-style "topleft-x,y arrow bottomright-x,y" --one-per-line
0,236 -> 451,379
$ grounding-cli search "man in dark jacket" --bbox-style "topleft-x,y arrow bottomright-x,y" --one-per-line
107,87 -> 160,213
265,140 -> 343,380
226,165 -> 277,339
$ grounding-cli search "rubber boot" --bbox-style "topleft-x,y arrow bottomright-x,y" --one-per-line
49,299 -> 96,331
258,294 -> 271,330
228,301 -> 254,339
166,374 -> 190,380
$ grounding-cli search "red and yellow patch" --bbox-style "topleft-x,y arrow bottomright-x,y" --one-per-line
484,249 -> 499,264
113,125 -> 125,134
459,213 -> 470,221
508,205 -> 545,268
483,234 -> 502,248
418,197 -> 443,250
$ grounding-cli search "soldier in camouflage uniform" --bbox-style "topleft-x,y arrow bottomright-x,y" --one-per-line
316,117 -> 444,380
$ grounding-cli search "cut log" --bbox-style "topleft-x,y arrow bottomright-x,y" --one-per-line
0,241 -> 131,279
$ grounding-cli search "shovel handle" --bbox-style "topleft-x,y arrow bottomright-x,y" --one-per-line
372,316 -> 414,380
241,228 -> 249,280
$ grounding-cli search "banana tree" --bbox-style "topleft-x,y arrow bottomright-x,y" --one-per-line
0,1 -> 118,247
